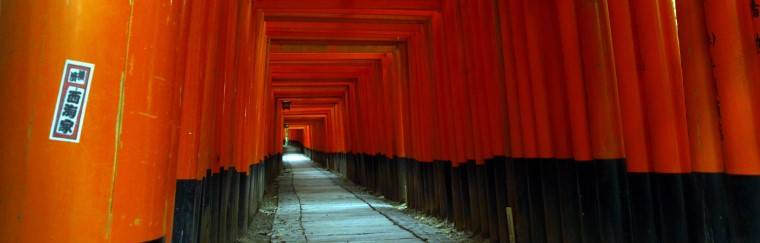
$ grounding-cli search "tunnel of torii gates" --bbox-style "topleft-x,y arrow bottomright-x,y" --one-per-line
2,0 -> 760,242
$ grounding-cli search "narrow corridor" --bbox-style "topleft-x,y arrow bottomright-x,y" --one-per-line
4,0 -> 760,242
270,152 -> 459,242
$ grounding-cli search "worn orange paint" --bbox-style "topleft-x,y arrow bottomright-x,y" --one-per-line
509,0 -> 539,159
109,1 -> 185,241
1,0 -> 185,241
163,0 -> 193,240
654,0 -> 692,173
464,0 -> 508,161
496,0 -> 524,160
213,0 -> 240,173
196,0 -> 223,174
676,0 -> 724,173
574,0 -> 625,159
0,0 -> 130,241
704,0 -> 760,175
430,12 -> 457,162
752,0 -> 760,159
608,0 -> 651,172
176,0 -> 211,180
555,0 -> 593,162
248,7 -> 270,166
231,3 -> 254,168
538,0 -> 573,160
458,1 -> 487,163
522,0 -> 555,159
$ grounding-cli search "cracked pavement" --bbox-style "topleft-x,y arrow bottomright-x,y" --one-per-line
270,154 -> 459,242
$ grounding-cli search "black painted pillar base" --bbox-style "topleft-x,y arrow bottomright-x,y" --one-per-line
172,179 -> 201,243
440,161 -> 454,222
492,157 -> 509,243
465,160 -> 481,235
556,159 -> 582,243
525,159 -> 546,242
484,159 -> 499,242
509,158 -> 531,242
726,174 -> 760,242
540,159 -> 562,243
450,166 -> 464,230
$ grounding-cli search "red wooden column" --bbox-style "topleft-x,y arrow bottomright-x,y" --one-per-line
509,0 -> 538,162
165,0 -> 195,241
459,0 -> 487,237
479,1 -> 512,240
109,1 -> 187,241
519,0 -> 549,240
506,0 -> 539,241
675,0 -> 724,176
458,0 -> 511,239
379,55 -> 396,159
629,0 -> 692,241
703,0 -> 760,179
430,11 -> 464,224
176,0 -> 210,183
608,0 -> 649,174
574,0 -> 624,161
496,0 -> 523,162
555,0 -> 593,163
0,0 -> 185,241
496,1 -> 528,242
676,0 -> 731,241
450,0 -> 488,234
536,0 -> 579,241
440,0 -> 470,231
250,9 -> 272,168
606,0 -> 656,241
232,5 -> 256,170
553,1 -> 593,243
177,0 -> 226,241
704,0 -> 760,241
738,0 -> 760,130
213,0 -> 240,174
574,0 -> 629,241
248,6 -> 267,169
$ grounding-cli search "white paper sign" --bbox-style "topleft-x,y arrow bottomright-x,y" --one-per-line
49,60 -> 95,143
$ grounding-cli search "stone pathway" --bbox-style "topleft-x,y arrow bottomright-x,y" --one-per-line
270,153 -> 458,242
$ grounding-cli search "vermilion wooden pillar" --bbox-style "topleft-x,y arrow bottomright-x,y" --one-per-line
574,0 -> 629,242
0,0 -> 105,240
109,2 -> 187,241
0,0 -> 186,241
165,0 -> 194,241
704,0 -> 760,241
676,0 -> 730,241
607,0 -> 655,241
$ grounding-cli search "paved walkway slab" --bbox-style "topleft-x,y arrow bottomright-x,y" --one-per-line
270,154 -> 457,242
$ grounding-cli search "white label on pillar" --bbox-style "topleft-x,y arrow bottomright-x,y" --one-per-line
49,60 -> 95,143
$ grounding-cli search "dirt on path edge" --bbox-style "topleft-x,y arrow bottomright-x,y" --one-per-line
236,172 -> 283,243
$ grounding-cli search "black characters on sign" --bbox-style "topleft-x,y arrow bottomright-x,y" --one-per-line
57,87 -> 84,135
51,61 -> 94,141
58,119 -> 75,134
69,69 -> 87,83
752,0 -> 759,18
67,90 -> 82,104
62,104 -> 78,119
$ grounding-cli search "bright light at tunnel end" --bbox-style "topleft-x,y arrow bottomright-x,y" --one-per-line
283,154 -> 310,162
